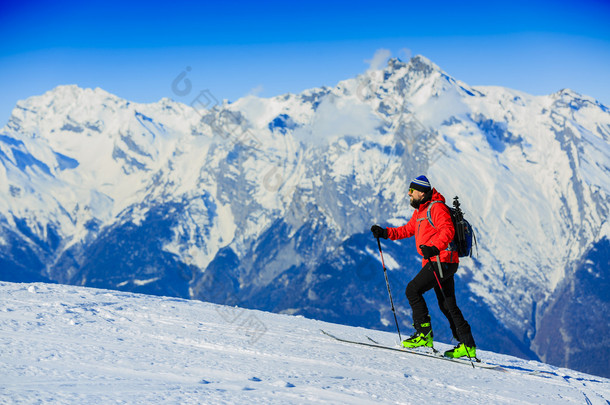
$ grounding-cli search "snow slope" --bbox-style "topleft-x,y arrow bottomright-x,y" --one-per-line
1,281 -> 609,404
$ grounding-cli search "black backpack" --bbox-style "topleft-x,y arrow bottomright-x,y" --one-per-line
426,196 -> 477,258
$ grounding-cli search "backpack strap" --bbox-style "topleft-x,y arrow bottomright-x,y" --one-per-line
422,201 -> 457,254
424,201 -> 443,229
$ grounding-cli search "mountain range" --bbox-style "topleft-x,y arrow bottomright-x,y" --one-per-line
1,55 -> 609,377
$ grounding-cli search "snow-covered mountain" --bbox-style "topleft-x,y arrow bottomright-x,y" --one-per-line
1,56 -> 609,378
2,281 -> 609,404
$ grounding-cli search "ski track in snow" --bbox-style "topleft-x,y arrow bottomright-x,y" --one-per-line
0,281 -> 609,404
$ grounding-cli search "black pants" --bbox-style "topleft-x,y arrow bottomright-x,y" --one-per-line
405,261 -> 476,347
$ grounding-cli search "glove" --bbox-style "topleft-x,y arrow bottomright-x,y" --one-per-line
371,225 -> 388,239
419,245 -> 440,259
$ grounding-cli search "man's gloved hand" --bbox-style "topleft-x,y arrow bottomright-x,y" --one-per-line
419,245 -> 440,259
371,225 -> 388,239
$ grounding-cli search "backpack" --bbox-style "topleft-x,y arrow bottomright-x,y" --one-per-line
426,196 -> 477,258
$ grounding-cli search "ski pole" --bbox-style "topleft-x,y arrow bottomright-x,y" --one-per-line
430,258 -> 475,368
435,256 -> 444,279
376,237 -> 402,342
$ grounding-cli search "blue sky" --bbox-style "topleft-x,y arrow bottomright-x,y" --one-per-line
1,0 -> 609,126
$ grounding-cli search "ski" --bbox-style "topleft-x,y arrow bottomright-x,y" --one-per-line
320,329 -> 504,371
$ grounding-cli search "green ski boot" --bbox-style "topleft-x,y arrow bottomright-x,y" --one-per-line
444,343 -> 476,359
402,319 -> 433,348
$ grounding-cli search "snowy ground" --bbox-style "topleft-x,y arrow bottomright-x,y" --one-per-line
1,282 -> 609,404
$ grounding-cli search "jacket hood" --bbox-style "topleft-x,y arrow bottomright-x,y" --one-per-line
430,188 -> 446,204
415,188 -> 446,212
418,188 -> 446,210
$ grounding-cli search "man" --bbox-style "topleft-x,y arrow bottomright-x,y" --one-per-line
371,175 -> 476,359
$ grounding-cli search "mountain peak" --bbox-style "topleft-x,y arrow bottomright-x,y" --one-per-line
380,55 -> 442,78
11,85 -> 121,119
386,57 -> 408,70
550,88 -> 610,112
553,88 -> 584,100
408,54 -> 442,74
43,85 -> 115,102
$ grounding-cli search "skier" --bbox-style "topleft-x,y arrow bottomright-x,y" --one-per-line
371,175 -> 476,359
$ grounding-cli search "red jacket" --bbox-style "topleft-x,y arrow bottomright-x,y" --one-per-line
387,188 -> 458,267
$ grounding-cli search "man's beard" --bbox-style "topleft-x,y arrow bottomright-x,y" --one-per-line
410,197 -> 422,209
410,191 -> 430,209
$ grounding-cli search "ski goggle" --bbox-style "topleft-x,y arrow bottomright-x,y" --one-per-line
409,188 -> 416,194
